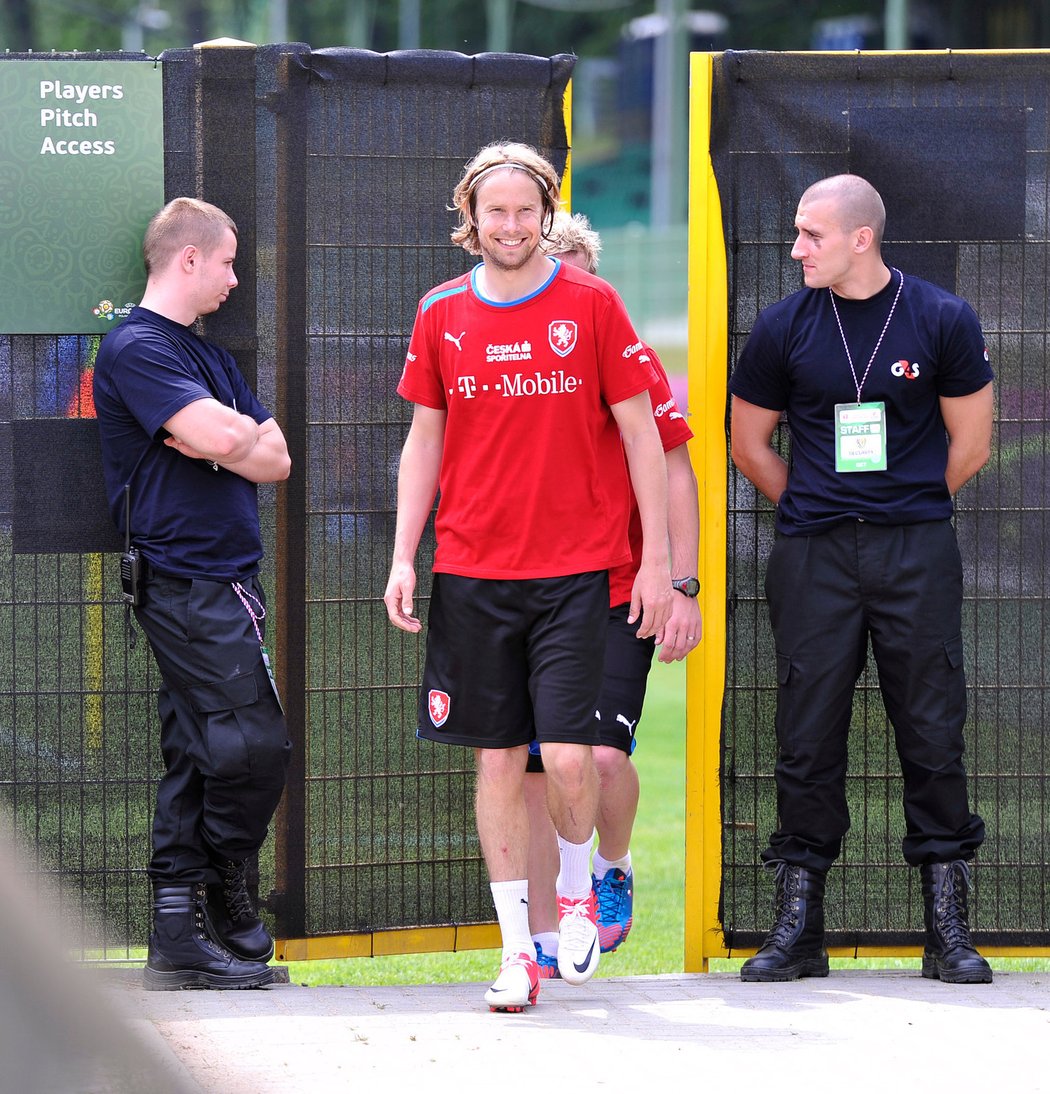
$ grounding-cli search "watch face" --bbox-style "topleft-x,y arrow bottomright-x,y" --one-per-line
674,577 -> 700,597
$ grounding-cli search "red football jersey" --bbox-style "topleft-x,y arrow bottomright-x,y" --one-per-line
608,350 -> 693,607
399,260 -> 658,579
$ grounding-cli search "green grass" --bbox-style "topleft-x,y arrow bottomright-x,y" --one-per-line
281,657 -> 688,986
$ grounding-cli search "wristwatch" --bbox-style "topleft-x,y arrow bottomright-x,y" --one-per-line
671,576 -> 700,598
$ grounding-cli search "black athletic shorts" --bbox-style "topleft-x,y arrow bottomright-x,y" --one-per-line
526,601 -> 656,773
417,570 -> 609,750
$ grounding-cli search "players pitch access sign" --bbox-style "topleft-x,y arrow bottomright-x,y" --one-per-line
0,60 -> 163,333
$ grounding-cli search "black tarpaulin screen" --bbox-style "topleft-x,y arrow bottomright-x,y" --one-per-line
712,50 -> 1048,950
288,47 -> 572,939
0,45 -> 573,954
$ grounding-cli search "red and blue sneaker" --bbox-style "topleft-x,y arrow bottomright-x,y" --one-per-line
534,940 -> 561,980
594,867 -> 634,953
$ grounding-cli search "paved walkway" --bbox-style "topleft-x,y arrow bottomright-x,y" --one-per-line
48,966 -> 1048,1092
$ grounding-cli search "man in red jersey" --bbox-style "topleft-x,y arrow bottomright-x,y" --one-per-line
522,212 -> 701,978
384,143 -> 672,1011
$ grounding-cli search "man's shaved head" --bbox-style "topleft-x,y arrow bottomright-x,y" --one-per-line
799,175 -> 886,245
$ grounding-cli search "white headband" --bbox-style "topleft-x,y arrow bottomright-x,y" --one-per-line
469,160 -> 554,199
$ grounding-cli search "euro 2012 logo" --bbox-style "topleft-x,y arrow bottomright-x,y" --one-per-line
93,300 -> 134,322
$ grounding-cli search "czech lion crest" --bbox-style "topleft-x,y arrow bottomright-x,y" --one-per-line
428,689 -> 451,728
548,320 -> 578,357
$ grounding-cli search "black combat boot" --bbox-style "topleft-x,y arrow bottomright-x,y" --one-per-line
740,862 -> 830,982
206,857 -> 275,962
144,884 -> 274,991
920,860 -> 992,984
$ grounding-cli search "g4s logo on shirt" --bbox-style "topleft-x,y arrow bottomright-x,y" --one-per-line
891,360 -> 921,380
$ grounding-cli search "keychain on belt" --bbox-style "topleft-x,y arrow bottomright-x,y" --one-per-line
232,580 -> 284,713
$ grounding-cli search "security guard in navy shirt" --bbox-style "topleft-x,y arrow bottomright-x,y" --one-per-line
729,174 -> 994,986
94,198 -> 291,990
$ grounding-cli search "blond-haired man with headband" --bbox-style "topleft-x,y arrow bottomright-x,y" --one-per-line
385,145 -> 672,1011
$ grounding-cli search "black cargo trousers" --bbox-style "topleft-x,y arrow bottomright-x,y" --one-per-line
134,571 -> 291,884
761,519 -> 985,873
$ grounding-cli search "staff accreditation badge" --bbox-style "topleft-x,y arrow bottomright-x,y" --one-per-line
835,401 -> 887,473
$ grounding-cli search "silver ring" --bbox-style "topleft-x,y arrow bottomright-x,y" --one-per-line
687,635 -> 695,641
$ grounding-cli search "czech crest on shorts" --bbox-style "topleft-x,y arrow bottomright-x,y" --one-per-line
548,320 -> 578,357
428,689 -> 451,728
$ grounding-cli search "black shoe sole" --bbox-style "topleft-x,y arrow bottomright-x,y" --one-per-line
143,965 -> 275,991
921,958 -> 993,984
740,957 -> 830,982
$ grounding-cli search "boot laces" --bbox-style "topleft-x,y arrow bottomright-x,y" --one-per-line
192,889 -> 233,956
221,859 -> 258,922
935,862 -> 974,951
763,863 -> 801,948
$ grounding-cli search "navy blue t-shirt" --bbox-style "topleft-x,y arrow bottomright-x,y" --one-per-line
729,270 -> 994,535
93,306 -> 271,580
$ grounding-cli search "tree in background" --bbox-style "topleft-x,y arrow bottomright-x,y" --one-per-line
0,0 -> 654,54
6,2 -> 1050,56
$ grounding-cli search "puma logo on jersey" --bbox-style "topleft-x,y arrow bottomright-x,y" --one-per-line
444,330 -> 466,351
616,714 -> 638,736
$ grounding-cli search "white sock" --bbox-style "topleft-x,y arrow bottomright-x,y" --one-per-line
556,832 -> 596,900
532,930 -> 559,958
490,880 -> 533,961
593,849 -> 632,880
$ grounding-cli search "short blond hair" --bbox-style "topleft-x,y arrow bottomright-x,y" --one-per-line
541,211 -> 602,274
143,197 -> 237,276
450,142 -> 561,255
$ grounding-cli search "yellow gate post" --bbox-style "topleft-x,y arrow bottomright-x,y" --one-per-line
684,51 -> 729,972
